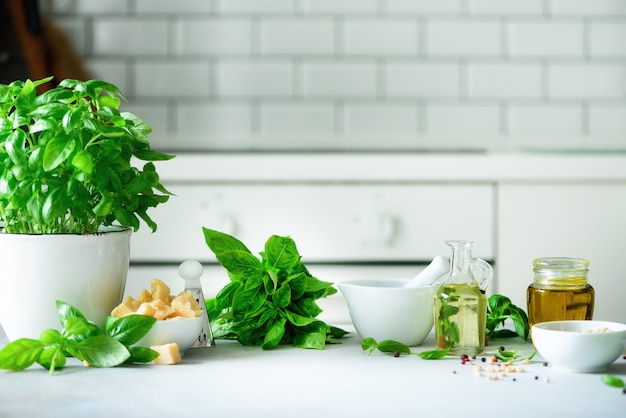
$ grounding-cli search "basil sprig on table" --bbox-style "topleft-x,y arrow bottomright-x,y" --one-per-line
361,337 -> 450,359
0,301 -> 158,374
203,228 -> 347,350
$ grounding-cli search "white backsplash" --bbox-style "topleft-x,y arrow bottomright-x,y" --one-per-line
41,0 -> 626,151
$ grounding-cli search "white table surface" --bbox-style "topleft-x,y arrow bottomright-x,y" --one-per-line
1,324 -> 625,418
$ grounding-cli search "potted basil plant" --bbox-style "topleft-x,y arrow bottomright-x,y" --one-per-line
0,77 -> 174,341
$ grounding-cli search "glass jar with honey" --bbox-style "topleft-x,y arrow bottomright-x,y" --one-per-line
527,257 -> 594,328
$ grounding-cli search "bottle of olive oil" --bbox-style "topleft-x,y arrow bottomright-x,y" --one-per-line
527,257 -> 594,329
434,240 -> 492,356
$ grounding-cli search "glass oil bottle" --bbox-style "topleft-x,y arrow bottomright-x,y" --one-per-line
527,257 -> 594,329
434,240 -> 492,356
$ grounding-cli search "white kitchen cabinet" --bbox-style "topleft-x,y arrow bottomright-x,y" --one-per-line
127,152 -> 626,324
131,183 -> 494,262
497,182 -> 626,322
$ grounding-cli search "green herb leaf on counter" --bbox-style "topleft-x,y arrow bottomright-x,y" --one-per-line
417,348 -> 450,359
203,228 -> 347,350
362,337 -> 410,356
601,375 -> 625,389
361,337 -> 449,359
0,301 -> 158,375
486,294 -> 530,341
494,346 -> 536,363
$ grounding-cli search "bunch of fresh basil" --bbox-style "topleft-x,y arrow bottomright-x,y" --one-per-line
203,228 -> 347,349
0,301 -> 158,374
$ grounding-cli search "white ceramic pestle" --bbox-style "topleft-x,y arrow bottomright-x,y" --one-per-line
403,255 -> 450,288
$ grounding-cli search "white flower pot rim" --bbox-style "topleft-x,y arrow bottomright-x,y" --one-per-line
0,225 -> 132,236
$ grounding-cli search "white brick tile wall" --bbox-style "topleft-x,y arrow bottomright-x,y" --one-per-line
41,0 -> 626,151
301,0 -> 378,14
468,0 -> 544,15
426,104 -> 501,135
177,19 -> 253,55
590,23 -> 626,58
589,105 -> 626,136
427,21 -> 501,56
217,61 -> 293,97
134,61 -> 211,98
302,62 -> 377,97
260,19 -> 335,55
468,63 -> 542,98
135,0 -> 212,14
177,103 -> 253,135
551,0 -> 626,16
217,0 -> 295,14
549,64 -> 625,99
85,59 -> 129,95
509,105 -> 583,136
386,63 -> 461,98
386,0 -> 463,14
93,19 -> 169,56
509,22 -> 584,57
344,104 -> 419,134
121,103 -> 170,137
260,103 -> 335,134
343,19 -> 420,56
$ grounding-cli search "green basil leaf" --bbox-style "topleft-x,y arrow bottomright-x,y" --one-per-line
273,284 -> 291,308
232,287 -> 265,321
71,149 -> 93,174
377,340 -> 411,355
39,329 -> 63,345
264,235 -> 300,270
105,314 -> 156,346
439,302 -> 460,319
287,272 -> 307,299
283,309 -> 316,327
216,250 -> 263,276
261,317 -> 286,350
63,316 -> 101,343
488,294 -> 512,313
56,300 -> 88,329
124,346 -> 159,364
73,335 -> 130,367
601,374 -> 625,388
0,338 -> 44,371
37,346 -> 66,372
418,348 -> 450,359
263,270 -> 278,295
203,228 -> 251,255
42,134 -> 75,171
293,331 -> 326,350
328,326 -> 349,339
305,275 -> 333,293
361,337 -> 378,353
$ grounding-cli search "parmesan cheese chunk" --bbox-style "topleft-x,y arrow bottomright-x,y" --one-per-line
151,343 -> 182,365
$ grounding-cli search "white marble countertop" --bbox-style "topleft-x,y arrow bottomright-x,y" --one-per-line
1,325 -> 625,418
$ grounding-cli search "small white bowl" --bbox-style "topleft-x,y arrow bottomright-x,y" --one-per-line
531,320 -> 626,373
338,279 -> 434,346
136,316 -> 202,352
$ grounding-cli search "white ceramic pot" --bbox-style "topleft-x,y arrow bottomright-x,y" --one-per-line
0,226 -> 132,341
